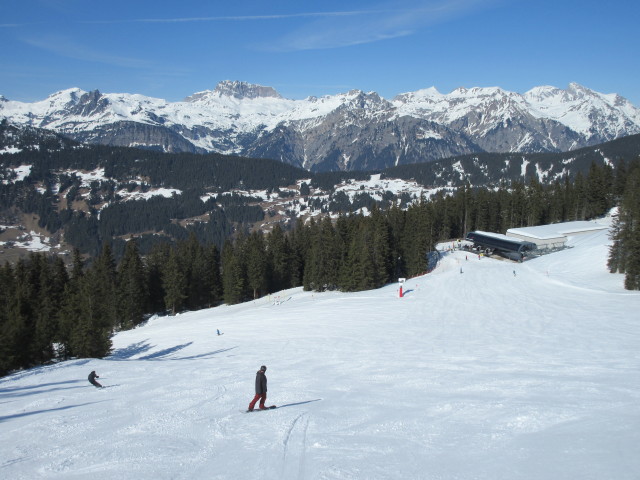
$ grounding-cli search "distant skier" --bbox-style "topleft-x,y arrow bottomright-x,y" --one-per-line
217,329 -> 222,336
88,370 -> 103,388
248,365 -> 269,411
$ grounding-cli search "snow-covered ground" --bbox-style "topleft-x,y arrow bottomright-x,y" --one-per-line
1,226 -> 639,479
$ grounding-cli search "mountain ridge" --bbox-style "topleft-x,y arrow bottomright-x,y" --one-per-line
1,81 -> 639,172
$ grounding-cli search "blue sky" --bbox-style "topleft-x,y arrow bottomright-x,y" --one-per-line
1,0 -> 639,105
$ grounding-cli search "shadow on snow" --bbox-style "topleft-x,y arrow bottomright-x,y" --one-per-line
0,401 -> 107,423
277,399 -> 322,409
110,341 -> 238,361
0,380 -> 86,399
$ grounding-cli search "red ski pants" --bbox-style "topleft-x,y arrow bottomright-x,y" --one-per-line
249,393 -> 267,410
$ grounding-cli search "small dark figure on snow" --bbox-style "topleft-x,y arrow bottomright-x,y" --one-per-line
88,370 -> 103,388
248,365 -> 268,411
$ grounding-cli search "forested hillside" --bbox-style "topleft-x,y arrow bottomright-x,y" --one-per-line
2,121 -> 639,260
1,122 -> 640,376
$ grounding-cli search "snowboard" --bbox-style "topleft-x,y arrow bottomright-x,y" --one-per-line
244,405 -> 276,413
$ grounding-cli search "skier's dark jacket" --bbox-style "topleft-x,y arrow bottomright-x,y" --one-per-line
88,371 -> 98,382
255,370 -> 267,394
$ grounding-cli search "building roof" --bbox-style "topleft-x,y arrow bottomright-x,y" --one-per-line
507,221 -> 608,240
474,230 -> 512,241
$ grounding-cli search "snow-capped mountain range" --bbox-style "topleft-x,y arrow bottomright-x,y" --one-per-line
2,81 -> 639,172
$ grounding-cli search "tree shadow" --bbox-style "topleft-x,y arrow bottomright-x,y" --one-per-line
110,341 -> 193,360
175,347 -> 238,360
277,399 -> 322,409
110,340 -> 154,360
0,379 -> 84,393
0,359 -> 92,385
0,380 -> 86,399
0,401 -> 106,423
111,341 -> 238,361
139,342 -> 193,360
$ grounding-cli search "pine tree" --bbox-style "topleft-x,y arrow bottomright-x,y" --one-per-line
70,245 -> 116,357
572,173 -> 587,220
0,262 -> 19,375
338,217 -> 363,291
608,161 -> 640,290
93,243 -> 118,328
455,184 -> 472,238
266,225 -> 291,293
245,231 -> 268,299
49,256 -> 69,357
370,206 -> 392,287
57,250 -> 85,359
386,204 -> 407,279
145,242 -> 171,314
526,177 -> 546,226
9,259 -> 37,369
302,219 -> 320,291
287,219 -> 308,288
496,183 -> 513,232
31,254 -> 57,365
585,162 -> 613,218
403,201 -> 434,276
608,209 -> 625,273
613,159 -> 628,200
117,239 -> 148,329
163,247 -> 187,315
304,217 -> 341,291
205,244 -> 222,306
221,239 -> 246,305
509,182 -> 528,227
620,167 -> 640,289
548,179 -> 568,224
473,188 -> 491,232
176,234 -> 207,310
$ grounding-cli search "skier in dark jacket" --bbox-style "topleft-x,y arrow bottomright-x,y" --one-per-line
88,370 -> 103,388
248,365 -> 268,411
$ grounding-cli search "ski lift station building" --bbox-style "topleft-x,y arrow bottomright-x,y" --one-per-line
505,220 -> 609,250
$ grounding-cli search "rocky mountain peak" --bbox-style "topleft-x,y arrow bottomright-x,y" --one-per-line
343,90 -> 390,110
212,80 -> 283,100
567,82 -> 592,95
523,86 -> 563,102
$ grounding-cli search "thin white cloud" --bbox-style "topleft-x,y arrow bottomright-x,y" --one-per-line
83,10 -> 392,24
21,35 -> 152,68
266,0 -> 495,51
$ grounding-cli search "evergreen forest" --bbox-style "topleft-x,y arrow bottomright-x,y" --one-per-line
2,156 -> 640,377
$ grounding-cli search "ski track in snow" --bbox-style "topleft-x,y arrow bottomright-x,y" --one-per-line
1,224 -> 640,479
281,413 -> 309,479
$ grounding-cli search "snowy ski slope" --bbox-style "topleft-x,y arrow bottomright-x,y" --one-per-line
1,225 -> 639,479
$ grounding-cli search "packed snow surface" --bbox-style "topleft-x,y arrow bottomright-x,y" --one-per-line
2,226 -> 640,479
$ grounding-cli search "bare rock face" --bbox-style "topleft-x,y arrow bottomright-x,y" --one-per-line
213,80 -> 283,100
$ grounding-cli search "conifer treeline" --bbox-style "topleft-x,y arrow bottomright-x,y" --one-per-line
1,160 -> 639,376
608,160 -> 640,289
